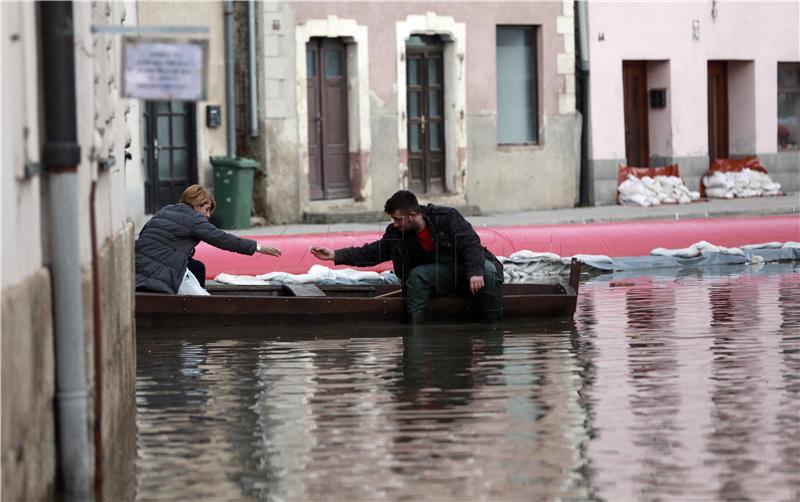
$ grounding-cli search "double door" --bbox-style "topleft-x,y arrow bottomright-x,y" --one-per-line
307,38 -> 351,200
142,101 -> 197,213
407,36 -> 445,194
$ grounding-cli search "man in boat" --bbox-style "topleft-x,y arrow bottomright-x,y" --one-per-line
135,184 -> 282,294
310,190 -> 503,323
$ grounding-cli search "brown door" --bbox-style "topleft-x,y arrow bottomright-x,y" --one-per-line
143,100 -> 198,213
708,61 -> 729,162
407,35 -> 445,195
623,61 -> 650,167
307,38 -> 351,200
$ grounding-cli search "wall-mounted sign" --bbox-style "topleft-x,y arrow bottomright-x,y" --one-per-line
121,37 -> 208,101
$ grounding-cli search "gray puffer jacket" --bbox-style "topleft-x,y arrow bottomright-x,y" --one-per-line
135,203 -> 257,294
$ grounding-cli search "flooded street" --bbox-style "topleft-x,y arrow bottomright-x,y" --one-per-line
136,264 -> 800,501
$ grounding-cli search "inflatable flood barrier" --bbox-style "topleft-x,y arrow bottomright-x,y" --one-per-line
195,214 -> 800,279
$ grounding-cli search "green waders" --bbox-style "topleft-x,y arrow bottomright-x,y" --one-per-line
404,258 -> 503,323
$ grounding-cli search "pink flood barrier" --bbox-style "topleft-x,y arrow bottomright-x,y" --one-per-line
195,214 -> 800,278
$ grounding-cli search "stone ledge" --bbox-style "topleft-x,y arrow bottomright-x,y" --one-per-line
302,205 -> 483,224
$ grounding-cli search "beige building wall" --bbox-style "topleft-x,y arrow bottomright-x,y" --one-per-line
256,0 -> 579,223
2,2 -> 137,499
137,1 -> 228,199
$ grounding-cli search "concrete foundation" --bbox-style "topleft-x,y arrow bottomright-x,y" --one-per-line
1,224 -> 136,501
769,151 -> 800,194
94,223 -> 137,501
1,269 -> 57,502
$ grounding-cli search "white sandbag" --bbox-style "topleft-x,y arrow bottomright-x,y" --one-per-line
705,187 -> 734,199
505,250 -> 562,262
573,254 -> 614,268
740,242 -> 783,250
652,240 -> 744,257
213,273 -> 269,285
178,269 -> 210,295
703,168 -> 782,198
618,174 -> 697,207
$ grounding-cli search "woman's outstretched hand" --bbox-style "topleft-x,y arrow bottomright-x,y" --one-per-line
310,246 -> 335,261
257,243 -> 282,257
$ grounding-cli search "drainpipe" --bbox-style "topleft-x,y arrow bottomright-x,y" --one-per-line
576,0 -> 591,206
224,0 -> 236,156
90,179 -> 104,502
39,2 -> 91,499
248,0 -> 259,138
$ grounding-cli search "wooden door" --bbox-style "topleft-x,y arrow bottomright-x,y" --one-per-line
307,38 -> 351,200
708,61 -> 729,162
407,35 -> 445,195
143,101 -> 197,213
623,61 -> 649,167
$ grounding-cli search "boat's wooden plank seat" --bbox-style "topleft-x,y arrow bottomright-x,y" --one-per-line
283,284 -> 326,297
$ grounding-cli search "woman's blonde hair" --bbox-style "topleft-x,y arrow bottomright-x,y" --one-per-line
180,184 -> 216,212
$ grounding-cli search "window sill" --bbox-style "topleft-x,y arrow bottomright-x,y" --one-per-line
497,143 -> 542,153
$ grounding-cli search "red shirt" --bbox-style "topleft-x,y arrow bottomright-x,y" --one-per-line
416,225 -> 435,252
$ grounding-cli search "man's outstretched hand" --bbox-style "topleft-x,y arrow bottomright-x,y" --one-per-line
256,243 -> 282,256
310,246 -> 335,261
469,275 -> 485,295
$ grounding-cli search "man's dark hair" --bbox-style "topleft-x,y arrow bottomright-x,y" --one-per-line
384,190 -> 421,214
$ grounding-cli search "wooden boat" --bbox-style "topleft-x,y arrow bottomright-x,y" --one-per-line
136,260 -> 581,328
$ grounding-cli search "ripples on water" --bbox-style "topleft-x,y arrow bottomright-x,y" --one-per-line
137,265 -> 800,501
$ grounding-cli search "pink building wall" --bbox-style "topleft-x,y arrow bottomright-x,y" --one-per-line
586,1 -> 799,160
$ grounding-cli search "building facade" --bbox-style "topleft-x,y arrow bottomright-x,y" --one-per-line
254,1 -> 580,223
132,1 -> 580,224
2,2 -> 137,499
584,1 -> 800,204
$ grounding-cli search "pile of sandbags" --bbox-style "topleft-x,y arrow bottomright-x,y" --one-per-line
618,174 -> 701,207
215,264 -> 398,286
650,240 -> 745,258
703,168 -> 782,198
499,250 -> 613,282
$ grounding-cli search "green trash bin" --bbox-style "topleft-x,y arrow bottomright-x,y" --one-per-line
210,156 -> 259,229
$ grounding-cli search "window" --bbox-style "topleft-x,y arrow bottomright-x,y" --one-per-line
496,26 -> 538,144
778,63 -> 800,150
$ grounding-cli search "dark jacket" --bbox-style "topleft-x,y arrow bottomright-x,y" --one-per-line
333,204 -> 502,284
135,203 -> 257,294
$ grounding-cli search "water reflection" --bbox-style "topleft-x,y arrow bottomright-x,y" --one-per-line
137,266 -> 800,501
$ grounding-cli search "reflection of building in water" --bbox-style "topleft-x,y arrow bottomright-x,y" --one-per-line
624,279 -> 677,331
706,274 -> 790,501
776,273 -> 800,486
624,281 -> 693,497
390,325 -> 592,500
250,337 -> 407,501
239,325 -> 593,500
587,278 -> 702,500
137,339 -> 245,499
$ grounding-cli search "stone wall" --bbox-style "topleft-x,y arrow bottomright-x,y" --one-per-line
1,224 -> 137,501
1,269 -> 57,502
93,223 -> 137,501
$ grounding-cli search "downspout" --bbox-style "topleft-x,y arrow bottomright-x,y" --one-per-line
576,0 -> 591,206
39,1 -> 91,499
248,0 -> 259,138
90,180 -> 104,501
224,0 -> 236,156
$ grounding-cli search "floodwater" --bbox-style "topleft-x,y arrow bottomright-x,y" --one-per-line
136,264 -> 800,501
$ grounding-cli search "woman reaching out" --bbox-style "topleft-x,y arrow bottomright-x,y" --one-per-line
135,184 -> 281,294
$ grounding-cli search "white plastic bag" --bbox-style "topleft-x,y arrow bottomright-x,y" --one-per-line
177,269 -> 210,295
